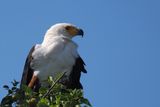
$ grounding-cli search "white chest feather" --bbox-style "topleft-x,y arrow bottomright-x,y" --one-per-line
31,37 -> 78,83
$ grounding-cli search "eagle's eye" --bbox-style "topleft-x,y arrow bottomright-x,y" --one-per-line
65,26 -> 72,31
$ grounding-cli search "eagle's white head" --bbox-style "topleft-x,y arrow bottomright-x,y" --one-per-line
48,23 -> 83,37
42,23 -> 84,46
45,23 -> 83,38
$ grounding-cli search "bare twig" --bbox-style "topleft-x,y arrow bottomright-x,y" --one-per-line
42,72 -> 66,98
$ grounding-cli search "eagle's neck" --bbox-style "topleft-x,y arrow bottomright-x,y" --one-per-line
41,33 -> 77,48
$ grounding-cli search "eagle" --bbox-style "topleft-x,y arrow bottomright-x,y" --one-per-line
20,23 -> 87,91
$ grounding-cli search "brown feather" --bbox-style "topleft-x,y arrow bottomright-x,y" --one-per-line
20,46 -> 40,91
64,56 -> 87,89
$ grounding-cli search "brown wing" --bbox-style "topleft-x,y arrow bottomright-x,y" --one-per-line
67,56 -> 87,89
20,46 -> 40,91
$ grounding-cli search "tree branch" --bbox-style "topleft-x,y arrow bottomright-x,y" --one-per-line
42,72 -> 66,98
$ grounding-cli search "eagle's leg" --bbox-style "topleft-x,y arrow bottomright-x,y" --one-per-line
28,75 -> 39,89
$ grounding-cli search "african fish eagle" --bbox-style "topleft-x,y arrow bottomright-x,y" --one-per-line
20,23 -> 87,91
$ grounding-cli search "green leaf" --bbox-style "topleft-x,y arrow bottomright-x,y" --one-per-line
22,85 -> 33,96
11,80 -> 19,86
79,98 -> 92,107
55,95 -> 61,105
37,98 -> 49,107
3,85 -> 9,90
39,87 -> 47,95
8,89 -> 13,95
11,86 -> 17,91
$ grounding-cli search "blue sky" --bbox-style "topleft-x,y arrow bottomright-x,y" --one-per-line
0,0 -> 160,107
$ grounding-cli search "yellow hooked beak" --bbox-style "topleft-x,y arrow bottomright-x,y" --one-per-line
65,26 -> 84,37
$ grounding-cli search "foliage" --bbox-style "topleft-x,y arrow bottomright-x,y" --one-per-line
1,74 -> 92,107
